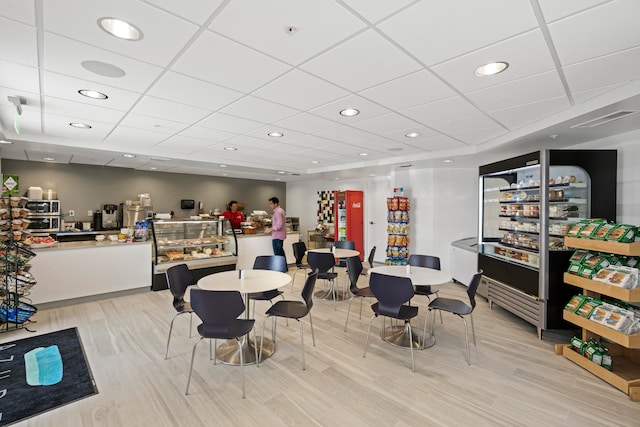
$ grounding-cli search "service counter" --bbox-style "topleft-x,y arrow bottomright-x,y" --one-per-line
236,232 -> 299,269
27,240 -> 152,307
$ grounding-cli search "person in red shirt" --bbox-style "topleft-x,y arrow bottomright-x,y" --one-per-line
220,200 -> 245,230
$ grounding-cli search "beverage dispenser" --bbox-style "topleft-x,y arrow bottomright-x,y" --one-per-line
102,204 -> 119,230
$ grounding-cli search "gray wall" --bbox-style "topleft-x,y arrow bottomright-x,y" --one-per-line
2,159 -> 286,223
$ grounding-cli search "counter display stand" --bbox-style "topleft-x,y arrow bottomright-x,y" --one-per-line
478,149 -> 617,338
1,196 -> 37,333
150,218 -> 238,291
560,236 -> 640,401
386,193 -> 410,265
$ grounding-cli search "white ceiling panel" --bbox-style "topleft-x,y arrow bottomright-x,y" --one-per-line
147,71 -> 243,110
466,71 -> 567,112
211,0 -> 366,65
548,0 -> 640,66
379,0 -> 538,66
359,70 -> 457,111
1,1 -> 640,181
301,30 -> 422,92
0,16 -> 38,67
253,70 -> 350,111
43,33 -> 164,92
172,30 -> 290,93
431,30 -> 557,94
43,0 -> 199,66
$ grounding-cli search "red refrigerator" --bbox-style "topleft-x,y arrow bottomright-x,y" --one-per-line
334,190 -> 364,260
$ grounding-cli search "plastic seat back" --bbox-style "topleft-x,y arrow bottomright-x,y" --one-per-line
346,256 -> 363,293
307,251 -> 336,274
292,241 -> 307,265
166,264 -> 193,309
369,273 -> 414,318
408,254 -> 441,270
301,270 -> 319,312
253,255 -> 287,273
190,289 -> 245,329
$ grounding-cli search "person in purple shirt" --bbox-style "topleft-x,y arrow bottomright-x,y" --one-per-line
264,196 -> 286,256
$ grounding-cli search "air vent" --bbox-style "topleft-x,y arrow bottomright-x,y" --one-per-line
571,110 -> 637,128
397,164 -> 413,168
149,157 -> 170,161
289,173 -> 301,176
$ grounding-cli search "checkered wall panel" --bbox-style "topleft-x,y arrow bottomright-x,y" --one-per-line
317,190 -> 335,223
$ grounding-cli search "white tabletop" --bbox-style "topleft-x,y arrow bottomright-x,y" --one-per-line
197,269 -> 291,294
307,247 -> 360,258
369,265 -> 451,287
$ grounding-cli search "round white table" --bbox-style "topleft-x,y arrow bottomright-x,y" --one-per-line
198,269 -> 291,365
369,265 -> 452,349
307,248 -> 360,300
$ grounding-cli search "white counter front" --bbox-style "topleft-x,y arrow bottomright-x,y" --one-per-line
236,232 -> 299,269
28,241 -> 152,306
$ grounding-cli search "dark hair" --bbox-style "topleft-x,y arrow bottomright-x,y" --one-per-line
268,197 -> 279,205
228,200 -> 238,210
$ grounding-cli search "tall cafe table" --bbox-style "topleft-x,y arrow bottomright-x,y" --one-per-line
307,247 -> 360,300
369,265 -> 452,349
197,269 -> 291,365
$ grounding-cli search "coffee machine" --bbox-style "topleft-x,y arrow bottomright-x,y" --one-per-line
102,204 -> 119,230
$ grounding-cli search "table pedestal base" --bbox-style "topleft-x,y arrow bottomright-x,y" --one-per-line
314,289 -> 349,301
215,336 -> 275,365
382,324 -> 427,349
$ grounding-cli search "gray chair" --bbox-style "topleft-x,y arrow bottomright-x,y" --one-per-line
361,246 -> 377,276
334,240 -> 356,267
291,241 -> 311,291
307,251 -> 339,309
363,272 -> 419,372
344,256 -> 375,332
248,255 -> 287,316
186,289 -> 257,398
425,270 -> 483,365
408,254 -> 443,325
164,263 -> 194,359
260,270 -> 318,370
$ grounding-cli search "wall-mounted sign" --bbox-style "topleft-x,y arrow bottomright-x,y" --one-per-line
2,174 -> 19,195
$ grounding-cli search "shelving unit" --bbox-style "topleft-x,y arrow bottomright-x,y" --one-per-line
561,237 -> 640,400
386,190 -> 409,265
1,196 -> 37,333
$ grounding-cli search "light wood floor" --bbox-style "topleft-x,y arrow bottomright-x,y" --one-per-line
4,267 -> 640,426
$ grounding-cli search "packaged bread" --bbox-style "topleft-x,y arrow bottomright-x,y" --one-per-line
606,266 -> 639,289
605,224 -> 638,242
604,307 -> 635,333
579,265 -> 596,279
565,294 -> 588,313
593,267 -> 615,283
579,219 -> 607,238
592,222 -> 614,240
570,250 -> 592,264
583,255 -> 609,270
567,220 -> 590,237
577,298 -> 602,318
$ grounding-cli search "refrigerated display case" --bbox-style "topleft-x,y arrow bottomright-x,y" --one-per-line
334,190 -> 364,260
478,149 -> 617,337
150,217 -> 238,290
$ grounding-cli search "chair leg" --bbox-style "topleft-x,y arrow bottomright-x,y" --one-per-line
470,313 -> 476,346
363,314 -> 376,358
462,317 -> 470,365
189,312 -> 193,337
407,321 -> 415,372
165,314 -> 178,359
237,337 -> 246,398
359,297 -> 364,320
307,313 -> 316,347
332,279 -> 337,310
185,337 -> 202,395
344,296 -> 355,332
298,320 -> 305,370
259,316 -> 268,365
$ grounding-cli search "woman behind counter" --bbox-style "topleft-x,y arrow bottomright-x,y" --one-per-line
220,200 -> 245,230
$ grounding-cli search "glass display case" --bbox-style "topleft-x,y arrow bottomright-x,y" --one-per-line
478,150 -> 617,337
150,218 -> 238,290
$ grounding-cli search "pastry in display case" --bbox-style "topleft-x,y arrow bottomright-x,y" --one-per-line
150,217 -> 238,290
479,149 -> 617,337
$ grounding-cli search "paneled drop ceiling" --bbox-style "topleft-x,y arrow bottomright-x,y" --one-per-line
0,0 -> 639,181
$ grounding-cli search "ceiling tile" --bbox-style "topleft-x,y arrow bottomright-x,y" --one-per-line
402,96 -> 481,125
177,125 -> 237,142
429,114 -> 506,145
0,0 -> 36,25
172,30 -> 291,93
301,30 -> 422,92
350,112 -> 422,135
272,112 -> 341,134
340,0 -> 416,23
197,113 -> 264,134
548,0 -> 640,66
118,114 -> 188,134
379,0 -> 538,66
487,96 -> 570,130
310,94 -> 391,124
0,16 -> 38,66
563,46 -> 640,93
219,96 -> 300,124
153,135 -> 215,154
147,71 -> 243,110
210,0 -> 366,65
0,68 -> 40,101
253,70 -> 349,111
43,96 -> 126,124
145,0 -> 225,25
42,112 -> 114,142
537,0 -> 609,22
131,95 -> 213,124
103,125 -> 169,148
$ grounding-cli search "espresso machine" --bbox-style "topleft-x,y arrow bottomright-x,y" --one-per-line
101,204 -> 119,230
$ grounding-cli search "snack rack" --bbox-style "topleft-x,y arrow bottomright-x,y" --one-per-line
560,236 -> 640,401
0,196 -> 38,333
386,188 -> 410,265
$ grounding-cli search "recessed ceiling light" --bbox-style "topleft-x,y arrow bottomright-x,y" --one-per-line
334,177 -> 340,180
150,167 -> 157,170
311,160 -> 319,164
219,164 -> 227,168
339,108 -> 360,117
443,159 -> 454,163
357,152 -> 368,157
222,173 -> 228,176
224,147 -> 237,151
43,157 -> 55,161
122,154 -> 136,158
69,122 -> 91,129
78,89 -> 108,99
277,171 -> 286,174
268,132 -> 284,137
0,140 -> 13,144
98,17 -> 143,41
475,61 -> 509,76
405,132 -> 420,138
549,134 -> 559,139
368,173 -> 376,177
275,178 -> 281,181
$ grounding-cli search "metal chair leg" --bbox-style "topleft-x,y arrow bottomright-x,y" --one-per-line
237,337 -> 246,398
470,313 -> 476,346
363,314 -> 376,357
344,296 -> 355,331
185,337 -> 202,395
308,312 -> 316,346
165,314 -> 177,359
299,320 -> 305,370
462,317 -> 470,365
408,321 -> 415,372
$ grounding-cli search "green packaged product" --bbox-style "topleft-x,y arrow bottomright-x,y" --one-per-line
599,345 -> 613,371
577,298 -> 602,318
623,256 -> 639,268
605,224 -> 638,243
567,220 -> 590,238
578,220 -> 607,239
570,336 -> 586,354
578,265 -> 596,279
565,295 -> 588,313
592,222 -> 614,240
567,262 -> 583,275
570,250 -> 592,264
582,254 -> 610,270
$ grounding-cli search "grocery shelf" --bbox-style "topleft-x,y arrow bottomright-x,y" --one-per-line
564,237 -> 640,256
563,310 -> 640,348
564,272 -> 640,302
